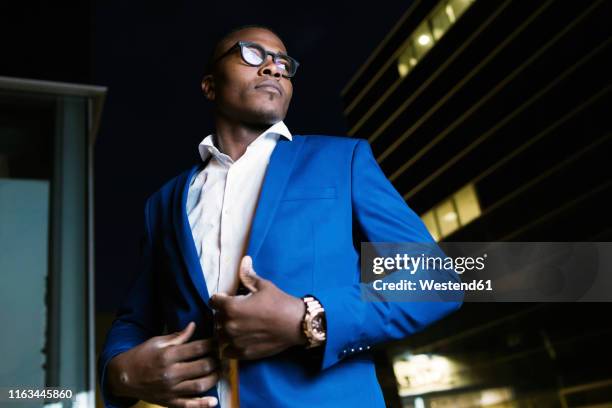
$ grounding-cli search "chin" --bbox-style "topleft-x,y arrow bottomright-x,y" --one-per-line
250,108 -> 285,126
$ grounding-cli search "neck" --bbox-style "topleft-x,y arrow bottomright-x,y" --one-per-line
214,115 -> 275,161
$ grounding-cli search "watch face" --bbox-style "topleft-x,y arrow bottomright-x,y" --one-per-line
310,313 -> 326,341
312,315 -> 323,333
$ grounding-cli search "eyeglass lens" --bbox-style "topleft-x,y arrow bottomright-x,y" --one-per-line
240,44 -> 296,76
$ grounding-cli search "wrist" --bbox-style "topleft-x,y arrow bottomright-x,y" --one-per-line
291,296 -> 308,346
107,353 -> 133,399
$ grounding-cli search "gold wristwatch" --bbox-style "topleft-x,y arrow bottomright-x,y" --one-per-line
301,296 -> 326,348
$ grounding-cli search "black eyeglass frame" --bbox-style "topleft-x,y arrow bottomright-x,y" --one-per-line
213,40 -> 300,78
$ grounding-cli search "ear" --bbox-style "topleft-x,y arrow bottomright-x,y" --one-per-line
201,74 -> 215,101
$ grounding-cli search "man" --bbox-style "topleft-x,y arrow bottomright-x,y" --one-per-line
98,25 -> 461,408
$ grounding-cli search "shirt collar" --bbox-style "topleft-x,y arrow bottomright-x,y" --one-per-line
198,120 -> 292,163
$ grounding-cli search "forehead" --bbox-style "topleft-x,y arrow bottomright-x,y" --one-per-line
217,28 -> 287,57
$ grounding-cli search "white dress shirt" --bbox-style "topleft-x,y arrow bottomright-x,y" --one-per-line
186,120 -> 292,407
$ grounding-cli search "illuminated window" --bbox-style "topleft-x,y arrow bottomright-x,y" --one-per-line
397,0 -> 476,78
431,4 -> 452,40
428,387 -> 514,407
448,0 -> 474,19
454,183 -> 480,224
422,211 -> 440,241
421,183 -> 481,240
412,22 -> 434,60
393,353 -> 465,396
435,199 -> 459,237
397,43 -> 418,77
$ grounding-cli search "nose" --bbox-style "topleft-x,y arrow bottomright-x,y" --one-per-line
258,55 -> 282,78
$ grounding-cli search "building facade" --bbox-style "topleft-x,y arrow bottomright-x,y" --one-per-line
342,0 -> 612,406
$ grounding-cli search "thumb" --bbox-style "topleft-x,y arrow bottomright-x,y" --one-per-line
239,255 -> 261,293
209,291 -> 231,311
162,321 -> 195,347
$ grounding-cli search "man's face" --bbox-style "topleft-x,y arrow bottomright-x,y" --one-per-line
203,28 -> 293,126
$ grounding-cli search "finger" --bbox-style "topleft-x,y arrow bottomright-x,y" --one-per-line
172,371 -> 220,397
208,292 -> 231,311
173,357 -> 219,381
166,396 -> 218,408
166,339 -> 217,363
239,255 -> 261,293
161,322 -> 196,347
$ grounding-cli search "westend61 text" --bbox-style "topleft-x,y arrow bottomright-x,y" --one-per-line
372,279 -> 493,291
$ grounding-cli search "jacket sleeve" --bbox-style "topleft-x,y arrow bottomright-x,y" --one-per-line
313,139 -> 462,370
97,198 -> 164,407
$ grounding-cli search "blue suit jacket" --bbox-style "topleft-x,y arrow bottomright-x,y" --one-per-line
98,135 -> 462,407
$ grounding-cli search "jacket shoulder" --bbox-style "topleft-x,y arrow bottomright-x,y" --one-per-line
295,134 -> 365,154
296,134 -> 360,146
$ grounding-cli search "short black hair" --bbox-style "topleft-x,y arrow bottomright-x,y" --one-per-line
204,24 -> 283,75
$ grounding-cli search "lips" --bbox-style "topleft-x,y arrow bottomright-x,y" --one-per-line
255,80 -> 283,96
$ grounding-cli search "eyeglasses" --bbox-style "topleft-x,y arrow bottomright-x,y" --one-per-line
214,41 -> 300,78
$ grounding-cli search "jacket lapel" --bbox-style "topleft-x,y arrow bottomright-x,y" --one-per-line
247,135 -> 305,262
173,161 -> 211,307
172,135 -> 304,306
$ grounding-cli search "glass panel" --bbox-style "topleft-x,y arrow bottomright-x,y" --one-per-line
431,3 -> 453,40
435,199 -> 459,237
448,0 -> 473,20
393,353 -> 466,396
0,85 -> 93,404
428,387 -> 514,406
397,43 -> 418,78
446,3 -> 457,23
421,210 -> 440,241
454,183 -> 481,225
0,179 -> 49,391
0,89 -> 55,395
54,95 -> 88,395
397,60 -> 410,78
412,21 -> 435,60
0,92 -> 55,180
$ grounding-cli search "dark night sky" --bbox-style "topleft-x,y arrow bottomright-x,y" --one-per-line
90,1 -> 413,312
0,1 -> 413,312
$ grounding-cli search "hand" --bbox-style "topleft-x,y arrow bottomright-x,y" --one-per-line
106,322 -> 219,408
209,256 -> 307,360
